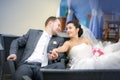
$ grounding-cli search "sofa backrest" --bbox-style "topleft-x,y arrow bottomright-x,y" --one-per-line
0,34 -> 4,68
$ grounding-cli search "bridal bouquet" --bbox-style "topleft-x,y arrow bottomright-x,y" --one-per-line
93,48 -> 104,57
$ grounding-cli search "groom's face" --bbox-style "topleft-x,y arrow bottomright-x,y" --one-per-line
51,19 -> 61,35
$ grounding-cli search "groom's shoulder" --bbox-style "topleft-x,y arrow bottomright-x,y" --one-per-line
28,29 -> 43,32
26,29 -> 43,34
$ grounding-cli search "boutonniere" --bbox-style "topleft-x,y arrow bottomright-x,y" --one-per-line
53,41 -> 57,45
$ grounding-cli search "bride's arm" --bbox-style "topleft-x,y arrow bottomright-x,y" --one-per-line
52,41 -> 70,54
48,41 -> 70,60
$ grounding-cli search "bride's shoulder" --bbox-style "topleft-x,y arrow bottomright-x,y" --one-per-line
81,38 -> 91,45
81,37 -> 90,42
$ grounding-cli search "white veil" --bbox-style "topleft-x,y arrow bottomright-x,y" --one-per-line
81,24 -> 120,53
81,25 -> 102,48
81,25 -> 98,46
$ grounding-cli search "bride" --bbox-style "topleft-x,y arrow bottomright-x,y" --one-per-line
50,21 -> 120,69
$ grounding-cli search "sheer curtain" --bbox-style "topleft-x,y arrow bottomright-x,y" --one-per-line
89,0 -> 104,39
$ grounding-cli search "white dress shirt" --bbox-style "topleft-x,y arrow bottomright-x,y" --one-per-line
26,31 -> 51,67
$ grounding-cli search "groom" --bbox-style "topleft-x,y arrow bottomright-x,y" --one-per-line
7,16 -> 65,80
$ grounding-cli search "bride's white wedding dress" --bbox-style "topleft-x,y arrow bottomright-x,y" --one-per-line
67,42 -> 120,69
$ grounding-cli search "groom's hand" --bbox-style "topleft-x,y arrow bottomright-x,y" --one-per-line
7,54 -> 17,61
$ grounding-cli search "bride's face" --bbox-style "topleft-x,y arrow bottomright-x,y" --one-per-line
66,23 -> 79,37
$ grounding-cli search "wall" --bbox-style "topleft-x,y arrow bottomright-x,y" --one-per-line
0,0 -> 60,36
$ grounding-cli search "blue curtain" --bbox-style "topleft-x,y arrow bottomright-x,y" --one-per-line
100,0 -> 120,14
65,0 -> 104,39
60,0 -> 120,39
89,0 -> 104,39
59,0 -> 68,17
66,0 -> 75,24
66,0 -> 91,27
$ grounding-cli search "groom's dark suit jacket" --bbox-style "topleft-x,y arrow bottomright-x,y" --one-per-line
9,29 -> 65,68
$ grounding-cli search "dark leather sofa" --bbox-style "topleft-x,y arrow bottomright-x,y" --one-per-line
1,34 -> 120,80
41,69 -> 120,80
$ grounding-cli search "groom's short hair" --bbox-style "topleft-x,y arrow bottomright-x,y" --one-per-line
45,16 -> 57,27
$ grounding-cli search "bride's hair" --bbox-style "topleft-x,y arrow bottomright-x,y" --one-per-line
67,21 -> 83,37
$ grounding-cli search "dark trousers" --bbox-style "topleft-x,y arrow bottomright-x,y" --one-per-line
14,62 -> 42,80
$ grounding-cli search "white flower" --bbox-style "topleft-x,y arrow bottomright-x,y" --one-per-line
53,41 -> 57,45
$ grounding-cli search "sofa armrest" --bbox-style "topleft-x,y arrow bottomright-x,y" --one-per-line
7,59 -> 16,76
